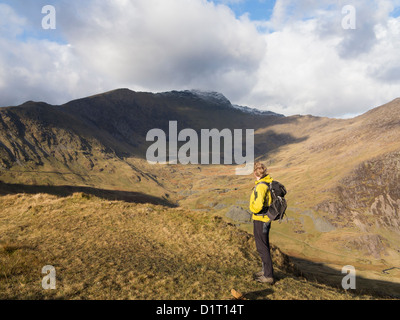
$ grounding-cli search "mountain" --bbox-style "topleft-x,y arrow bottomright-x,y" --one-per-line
0,88 -> 286,196
1,89 -> 400,299
0,88 -> 283,162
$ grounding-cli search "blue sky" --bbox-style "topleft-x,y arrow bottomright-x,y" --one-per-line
1,0 -> 400,118
214,0 -> 276,20
391,5 -> 400,16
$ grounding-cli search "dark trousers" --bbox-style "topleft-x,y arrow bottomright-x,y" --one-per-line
253,220 -> 274,278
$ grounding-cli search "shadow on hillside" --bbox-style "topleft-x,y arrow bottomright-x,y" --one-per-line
0,182 -> 177,208
289,256 -> 400,299
254,130 -> 309,159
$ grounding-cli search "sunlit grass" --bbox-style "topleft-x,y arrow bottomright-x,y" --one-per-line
0,192 -> 378,300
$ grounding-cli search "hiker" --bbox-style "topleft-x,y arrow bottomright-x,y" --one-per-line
249,162 -> 274,284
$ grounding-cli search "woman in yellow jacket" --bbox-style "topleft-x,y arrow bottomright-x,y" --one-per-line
249,162 -> 274,284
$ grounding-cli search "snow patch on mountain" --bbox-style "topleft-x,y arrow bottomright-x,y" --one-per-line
189,90 -> 231,106
159,89 -> 284,117
189,90 -> 284,117
231,104 -> 284,117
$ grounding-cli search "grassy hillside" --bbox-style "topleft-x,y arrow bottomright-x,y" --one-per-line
0,191 -> 390,300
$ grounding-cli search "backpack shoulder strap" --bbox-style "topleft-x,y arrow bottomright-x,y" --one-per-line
254,181 -> 269,194
257,181 -> 269,187
257,181 -> 274,194
254,181 -> 273,210
253,181 -> 268,200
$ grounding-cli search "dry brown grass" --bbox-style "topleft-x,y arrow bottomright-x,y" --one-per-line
0,192 -> 379,300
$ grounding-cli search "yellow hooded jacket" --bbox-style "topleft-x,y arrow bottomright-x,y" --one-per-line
249,175 -> 273,223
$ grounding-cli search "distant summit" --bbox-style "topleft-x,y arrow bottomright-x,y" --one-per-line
158,89 -> 284,117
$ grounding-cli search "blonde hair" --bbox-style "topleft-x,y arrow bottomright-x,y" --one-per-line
254,162 -> 268,178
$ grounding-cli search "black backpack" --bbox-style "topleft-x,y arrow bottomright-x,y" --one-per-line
254,180 -> 288,223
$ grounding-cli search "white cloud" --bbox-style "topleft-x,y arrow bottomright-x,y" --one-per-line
0,3 -> 26,38
237,0 -> 400,117
0,35 -> 104,106
1,0 -> 400,118
0,2 -> 109,106
0,0 -> 267,107
59,0 -> 266,101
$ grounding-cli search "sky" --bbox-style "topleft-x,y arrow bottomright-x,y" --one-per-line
1,0 -> 400,118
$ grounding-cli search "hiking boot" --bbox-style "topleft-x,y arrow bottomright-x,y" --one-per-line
256,276 -> 274,284
253,270 -> 264,278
